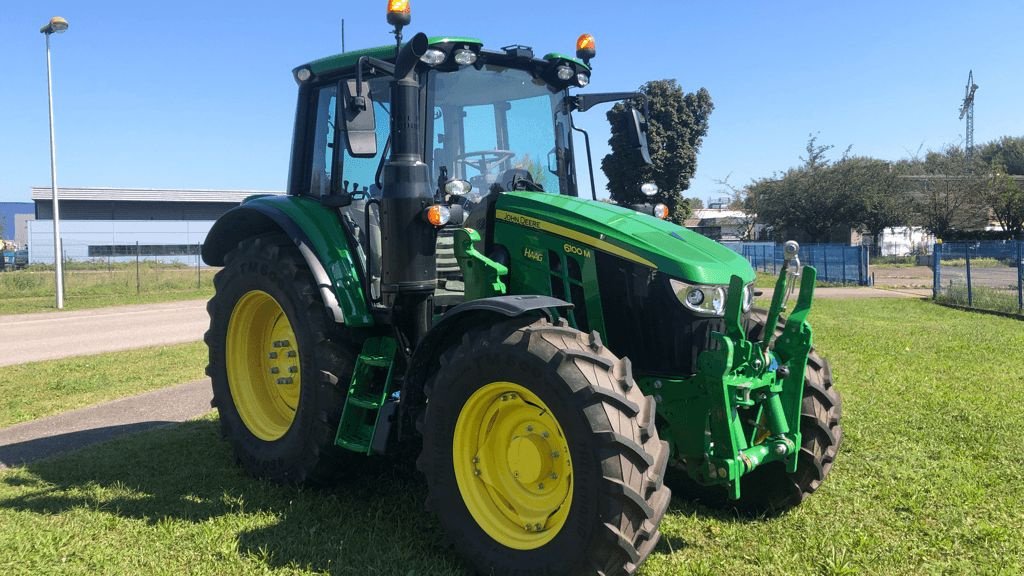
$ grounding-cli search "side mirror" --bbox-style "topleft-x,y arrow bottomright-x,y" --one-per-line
627,107 -> 652,165
342,79 -> 377,158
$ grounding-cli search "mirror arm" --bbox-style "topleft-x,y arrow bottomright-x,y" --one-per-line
354,56 -> 397,102
569,91 -> 643,113
569,113 -> 598,201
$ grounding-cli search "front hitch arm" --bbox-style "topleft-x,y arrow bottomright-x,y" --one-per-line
668,258 -> 817,499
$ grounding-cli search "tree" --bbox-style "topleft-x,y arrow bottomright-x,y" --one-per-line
601,79 -> 713,223
748,135 -> 911,243
977,136 -> 1024,235
904,146 -> 988,237
686,197 -> 705,210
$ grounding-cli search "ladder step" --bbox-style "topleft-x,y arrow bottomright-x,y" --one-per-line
357,354 -> 391,367
347,396 -> 382,410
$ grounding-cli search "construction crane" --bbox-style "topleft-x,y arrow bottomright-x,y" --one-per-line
958,70 -> 978,159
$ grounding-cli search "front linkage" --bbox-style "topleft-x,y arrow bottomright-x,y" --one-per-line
643,245 -> 816,500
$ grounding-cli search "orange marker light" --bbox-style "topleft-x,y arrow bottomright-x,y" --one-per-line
576,33 -> 596,63
653,203 -> 669,220
387,0 -> 411,27
424,204 -> 451,227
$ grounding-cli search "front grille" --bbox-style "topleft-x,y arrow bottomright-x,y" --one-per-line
595,252 -> 732,376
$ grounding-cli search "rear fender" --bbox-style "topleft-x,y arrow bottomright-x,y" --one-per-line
202,195 -> 373,327
401,295 -> 573,423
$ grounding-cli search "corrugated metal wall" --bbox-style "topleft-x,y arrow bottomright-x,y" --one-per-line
28,220 -> 215,265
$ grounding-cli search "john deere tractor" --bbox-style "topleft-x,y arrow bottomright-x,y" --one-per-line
202,5 -> 841,575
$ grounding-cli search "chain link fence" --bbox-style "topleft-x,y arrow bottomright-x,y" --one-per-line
933,240 -> 1023,316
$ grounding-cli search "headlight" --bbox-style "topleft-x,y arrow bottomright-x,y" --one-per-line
742,283 -> 754,312
453,48 -> 477,66
670,279 -> 754,316
671,279 -> 726,316
576,72 -> 590,87
420,49 -> 447,66
556,66 -> 574,81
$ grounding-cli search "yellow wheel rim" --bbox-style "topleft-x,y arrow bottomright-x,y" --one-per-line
453,382 -> 573,550
225,290 -> 302,441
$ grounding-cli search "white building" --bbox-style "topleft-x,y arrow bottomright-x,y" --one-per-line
28,187 -> 283,264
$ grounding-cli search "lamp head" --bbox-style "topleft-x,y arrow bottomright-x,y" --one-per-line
41,16 -> 69,35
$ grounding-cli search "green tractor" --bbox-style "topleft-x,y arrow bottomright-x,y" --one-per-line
202,6 -> 841,575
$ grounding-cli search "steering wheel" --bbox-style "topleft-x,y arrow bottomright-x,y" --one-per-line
454,150 -> 516,177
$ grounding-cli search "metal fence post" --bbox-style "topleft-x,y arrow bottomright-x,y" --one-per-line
196,243 -> 201,289
1017,239 -> 1023,313
136,240 -> 141,295
965,244 -> 973,307
823,245 -> 829,282
932,242 -> 942,299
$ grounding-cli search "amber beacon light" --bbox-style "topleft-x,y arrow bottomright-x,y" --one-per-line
387,0 -> 411,27
576,33 -> 596,64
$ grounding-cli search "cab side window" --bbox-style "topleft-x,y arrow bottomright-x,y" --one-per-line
310,85 -> 339,198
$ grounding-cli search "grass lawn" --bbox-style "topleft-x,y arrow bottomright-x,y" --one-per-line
1,299 -> 1022,574
0,263 -> 215,315
0,342 -> 208,428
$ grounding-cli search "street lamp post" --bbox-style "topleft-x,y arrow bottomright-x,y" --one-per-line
41,16 -> 69,309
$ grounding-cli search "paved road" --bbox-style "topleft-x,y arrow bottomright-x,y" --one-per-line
0,299 -> 209,367
0,379 -> 214,469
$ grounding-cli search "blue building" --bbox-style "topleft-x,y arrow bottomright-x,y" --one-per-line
28,187 -> 283,264
0,201 -> 34,248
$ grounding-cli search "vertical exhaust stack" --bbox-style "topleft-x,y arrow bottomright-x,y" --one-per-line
380,33 -> 434,335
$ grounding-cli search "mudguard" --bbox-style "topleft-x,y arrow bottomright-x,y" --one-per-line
202,195 -> 373,327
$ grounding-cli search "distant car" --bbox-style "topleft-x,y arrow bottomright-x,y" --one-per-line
13,250 -> 28,270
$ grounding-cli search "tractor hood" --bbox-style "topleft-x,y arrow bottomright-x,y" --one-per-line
495,192 -> 755,285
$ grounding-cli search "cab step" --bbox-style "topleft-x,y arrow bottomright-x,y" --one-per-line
335,336 -> 398,454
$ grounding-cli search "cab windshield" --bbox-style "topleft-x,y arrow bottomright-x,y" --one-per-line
426,65 -> 575,198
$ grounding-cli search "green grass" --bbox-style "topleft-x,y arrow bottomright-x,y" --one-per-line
1,300 -> 1022,574
937,283 -> 1023,316
0,342 -> 208,427
0,263 -> 215,315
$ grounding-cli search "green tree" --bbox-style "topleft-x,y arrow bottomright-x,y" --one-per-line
748,135 -> 911,243
601,79 -> 713,223
977,136 -> 1024,234
904,146 -> 988,237
686,197 -> 705,209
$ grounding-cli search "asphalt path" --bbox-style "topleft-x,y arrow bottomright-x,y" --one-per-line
0,379 -> 213,469
0,299 -> 209,367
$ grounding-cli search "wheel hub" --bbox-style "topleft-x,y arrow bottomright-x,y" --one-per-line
225,290 -> 301,441
453,382 -> 573,550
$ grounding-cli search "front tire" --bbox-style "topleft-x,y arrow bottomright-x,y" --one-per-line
205,235 -> 353,484
418,317 -> 670,576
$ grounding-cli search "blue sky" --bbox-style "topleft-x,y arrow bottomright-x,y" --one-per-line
2,1 -> 1022,204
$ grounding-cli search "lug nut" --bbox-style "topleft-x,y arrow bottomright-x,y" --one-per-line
526,425 -> 534,432
541,431 -> 549,438
550,473 -> 558,479
538,483 -> 545,489
551,451 -> 560,458
268,352 -> 278,359
270,367 -> 280,374
276,377 -> 293,385
287,350 -> 297,358
289,366 -> 298,373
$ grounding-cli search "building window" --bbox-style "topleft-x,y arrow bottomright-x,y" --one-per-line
88,244 -> 202,257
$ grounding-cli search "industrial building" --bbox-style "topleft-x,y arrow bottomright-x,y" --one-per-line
27,187 -> 283,264
0,202 -> 34,248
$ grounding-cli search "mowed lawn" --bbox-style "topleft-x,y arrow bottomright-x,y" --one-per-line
0,299 -> 1021,575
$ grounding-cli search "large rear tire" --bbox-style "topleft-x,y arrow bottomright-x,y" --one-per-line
205,235 -> 353,484
418,317 -> 670,576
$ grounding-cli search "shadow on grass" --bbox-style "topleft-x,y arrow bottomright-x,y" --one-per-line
0,419 -> 462,575
0,419 -> 770,574
0,421 -> 178,468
